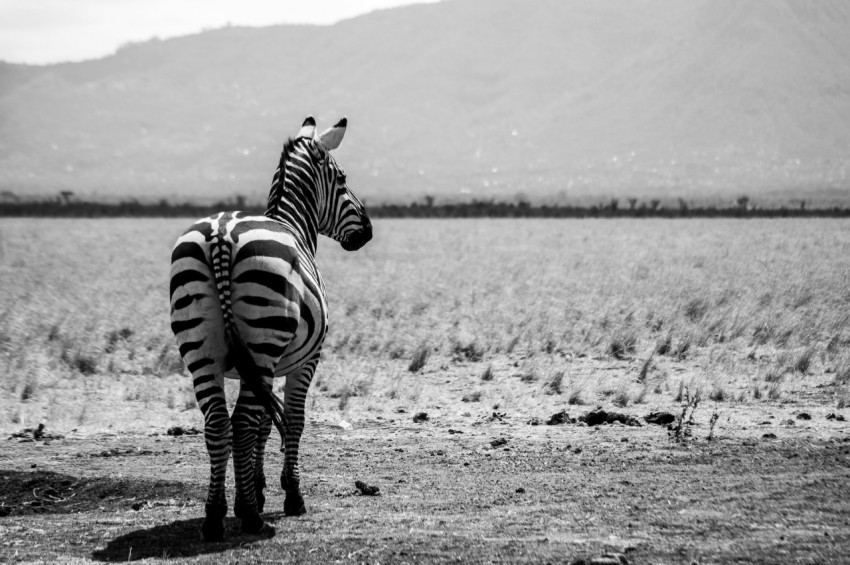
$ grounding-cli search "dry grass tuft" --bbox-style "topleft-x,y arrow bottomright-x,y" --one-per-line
480,364 -> 494,381
408,344 -> 430,373
609,328 -> 637,360
709,384 -> 726,402
544,371 -> 564,395
567,388 -> 585,405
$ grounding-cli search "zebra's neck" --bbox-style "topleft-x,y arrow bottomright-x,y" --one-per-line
265,140 -> 321,256
266,199 -> 319,257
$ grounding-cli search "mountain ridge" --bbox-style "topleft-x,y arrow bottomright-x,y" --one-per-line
1,0 -> 849,204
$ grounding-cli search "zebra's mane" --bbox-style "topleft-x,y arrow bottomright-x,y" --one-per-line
265,137 -> 298,215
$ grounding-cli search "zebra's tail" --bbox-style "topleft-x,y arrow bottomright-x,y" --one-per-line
226,331 -> 289,439
211,229 -> 289,440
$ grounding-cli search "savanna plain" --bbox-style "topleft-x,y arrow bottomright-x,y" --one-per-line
1,217 -> 849,564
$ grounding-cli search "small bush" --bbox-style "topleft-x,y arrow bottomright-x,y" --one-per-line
408,344 -> 430,373
462,391 -> 482,403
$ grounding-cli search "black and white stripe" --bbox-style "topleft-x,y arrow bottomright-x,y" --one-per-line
169,116 -> 371,540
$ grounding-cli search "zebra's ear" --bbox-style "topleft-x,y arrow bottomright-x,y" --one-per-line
297,116 -> 316,139
316,117 -> 347,152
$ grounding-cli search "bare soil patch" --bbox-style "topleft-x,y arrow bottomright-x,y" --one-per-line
2,409 -> 848,564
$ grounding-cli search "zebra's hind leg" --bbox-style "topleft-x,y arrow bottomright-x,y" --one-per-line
231,373 -> 275,537
253,411 -> 273,514
280,359 -> 318,516
193,373 -> 232,542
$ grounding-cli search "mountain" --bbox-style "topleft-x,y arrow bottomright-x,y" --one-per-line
2,0 -> 849,205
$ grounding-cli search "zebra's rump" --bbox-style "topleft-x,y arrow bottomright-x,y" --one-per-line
170,212 -> 328,379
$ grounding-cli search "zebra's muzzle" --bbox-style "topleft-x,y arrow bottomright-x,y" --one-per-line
340,223 -> 372,251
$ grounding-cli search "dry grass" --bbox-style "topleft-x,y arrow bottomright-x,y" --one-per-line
1,218 -> 848,432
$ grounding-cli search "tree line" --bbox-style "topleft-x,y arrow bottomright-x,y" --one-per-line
1,195 -> 848,219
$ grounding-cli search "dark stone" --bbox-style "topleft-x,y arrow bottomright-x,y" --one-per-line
546,410 -> 570,425
796,412 -> 812,420
644,411 -> 676,425
354,480 -> 380,496
412,412 -> 429,423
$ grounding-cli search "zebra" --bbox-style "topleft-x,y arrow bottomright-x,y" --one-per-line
169,116 -> 372,540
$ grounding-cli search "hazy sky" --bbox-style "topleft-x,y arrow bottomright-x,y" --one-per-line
0,0 -> 440,65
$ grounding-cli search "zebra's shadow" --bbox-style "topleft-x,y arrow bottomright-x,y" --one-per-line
91,513 -> 284,561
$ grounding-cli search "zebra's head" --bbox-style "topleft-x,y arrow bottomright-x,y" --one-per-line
267,116 -> 372,252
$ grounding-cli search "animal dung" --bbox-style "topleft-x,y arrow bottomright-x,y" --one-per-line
354,480 -> 380,496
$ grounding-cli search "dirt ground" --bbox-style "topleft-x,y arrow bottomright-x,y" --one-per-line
1,398 -> 848,565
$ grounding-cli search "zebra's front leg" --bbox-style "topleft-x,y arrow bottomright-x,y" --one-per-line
280,362 -> 317,516
231,378 -> 275,536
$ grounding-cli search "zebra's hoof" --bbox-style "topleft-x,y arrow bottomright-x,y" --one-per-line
200,517 -> 225,542
201,503 -> 227,542
240,513 -> 275,538
284,492 -> 307,516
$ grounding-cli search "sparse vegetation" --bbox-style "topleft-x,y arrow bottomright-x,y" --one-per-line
0,218 -> 846,431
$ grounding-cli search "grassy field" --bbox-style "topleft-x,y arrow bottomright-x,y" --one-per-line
1,217 -> 849,563
0,218 -> 848,433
